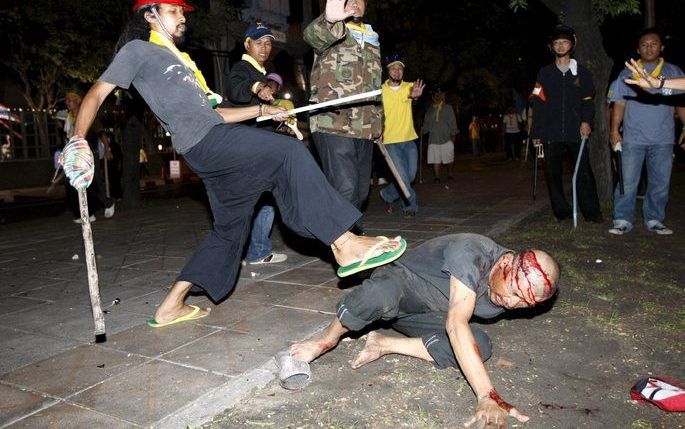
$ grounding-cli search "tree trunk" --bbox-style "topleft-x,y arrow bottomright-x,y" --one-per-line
541,0 -> 614,201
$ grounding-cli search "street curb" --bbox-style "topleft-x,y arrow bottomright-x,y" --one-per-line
156,319 -> 332,428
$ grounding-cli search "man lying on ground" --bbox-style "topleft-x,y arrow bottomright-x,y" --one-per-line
290,233 -> 560,428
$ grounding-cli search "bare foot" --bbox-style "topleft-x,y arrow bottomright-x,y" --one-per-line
351,332 -> 387,369
290,339 -> 336,363
153,303 -> 211,324
332,233 -> 402,267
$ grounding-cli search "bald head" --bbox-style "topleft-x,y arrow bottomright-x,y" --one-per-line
511,249 -> 559,305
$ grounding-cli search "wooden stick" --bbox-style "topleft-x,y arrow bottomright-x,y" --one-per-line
256,90 -> 382,122
375,140 -> 411,200
77,188 -> 106,342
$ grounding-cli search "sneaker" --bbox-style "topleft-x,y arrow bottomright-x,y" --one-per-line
403,210 -> 416,218
73,215 -> 96,224
647,222 -> 673,235
608,224 -> 630,235
104,202 -> 115,218
384,203 -> 394,214
248,252 -> 288,265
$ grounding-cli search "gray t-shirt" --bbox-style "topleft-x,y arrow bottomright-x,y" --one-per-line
99,40 -> 224,154
396,233 -> 511,319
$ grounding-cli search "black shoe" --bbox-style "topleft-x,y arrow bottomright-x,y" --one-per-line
555,213 -> 572,222
433,178 -> 441,183
585,213 -> 604,224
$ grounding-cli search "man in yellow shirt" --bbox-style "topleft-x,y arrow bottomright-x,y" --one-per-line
380,54 -> 425,216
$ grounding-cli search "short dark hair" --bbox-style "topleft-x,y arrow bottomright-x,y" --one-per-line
637,27 -> 663,45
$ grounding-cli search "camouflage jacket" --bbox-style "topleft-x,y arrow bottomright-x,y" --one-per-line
304,14 -> 383,140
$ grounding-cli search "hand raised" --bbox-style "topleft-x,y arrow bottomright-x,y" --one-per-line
624,58 -> 661,89
410,79 -> 425,99
325,0 -> 355,23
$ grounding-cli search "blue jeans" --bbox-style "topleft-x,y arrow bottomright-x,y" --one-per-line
245,205 -> 274,262
379,141 -> 418,213
613,143 -> 673,228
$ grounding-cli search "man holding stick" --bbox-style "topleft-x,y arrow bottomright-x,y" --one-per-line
67,0 -> 406,328
379,54 -> 424,217
304,0 -> 382,230
530,26 -> 603,224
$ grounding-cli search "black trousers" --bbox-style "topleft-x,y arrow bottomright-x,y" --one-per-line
504,132 -> 522,159
312,132 -> 373,211
543,140 -> 602,220
179,124 -> 361,301
337,264 -> 492,369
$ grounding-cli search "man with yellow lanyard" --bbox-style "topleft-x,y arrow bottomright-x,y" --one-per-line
380,54 -> 424,217
608,28 -> 685,236
69,0 -> 406,329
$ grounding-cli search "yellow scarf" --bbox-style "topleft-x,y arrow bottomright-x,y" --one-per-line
345,22 -> 368,34
148,30 -> 223,108
633,57 -> 664,80
433,101 -> 443,122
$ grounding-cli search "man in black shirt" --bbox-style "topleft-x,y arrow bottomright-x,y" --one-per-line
530,26 -> 603,223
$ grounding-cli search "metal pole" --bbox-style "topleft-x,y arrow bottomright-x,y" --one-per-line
572,137 -> 588,228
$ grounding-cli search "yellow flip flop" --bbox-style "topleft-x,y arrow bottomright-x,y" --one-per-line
147,305 -> 208,328
337,237 -> 407,278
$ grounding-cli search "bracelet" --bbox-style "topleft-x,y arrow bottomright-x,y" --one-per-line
658,76 -> 666,89
258,103 -> 263,117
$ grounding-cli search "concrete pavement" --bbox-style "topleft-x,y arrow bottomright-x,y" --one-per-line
0,155 -> 545,428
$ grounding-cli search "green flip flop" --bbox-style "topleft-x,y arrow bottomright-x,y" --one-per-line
337,237 -> 407,278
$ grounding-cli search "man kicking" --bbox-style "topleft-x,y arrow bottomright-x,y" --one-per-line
291,233 -> 559,428
68,0 -> 405,328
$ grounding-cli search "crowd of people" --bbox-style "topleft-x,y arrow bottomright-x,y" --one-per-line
57,0 -> 683,427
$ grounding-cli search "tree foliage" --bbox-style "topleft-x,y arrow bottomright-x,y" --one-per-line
0,0 -> 126,109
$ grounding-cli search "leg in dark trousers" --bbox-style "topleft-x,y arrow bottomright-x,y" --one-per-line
565,140 -> 602,220
543,141 -> 572,219
293,264 -> 491,369
392,313 -> 492,368
313,132 -> 373,211
179,124 -> 362,301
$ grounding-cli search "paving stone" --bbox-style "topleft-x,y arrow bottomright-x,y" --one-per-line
1,345 -> 148,397
69,360 -> 228,426
0,304 -> 149,342
265,267 -> 338,286
233,307 -> 331,342
227,281 -> 310,305
161,330 -> 286,376
105,322 -> 219,358
8,402 -> 140,428
0,327 -> 79,375
196,299 -> 273,330
0,296 -> 51,316
276,286 -> 344,314
0,383 -> 56,427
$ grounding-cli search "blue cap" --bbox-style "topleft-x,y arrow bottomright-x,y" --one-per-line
244,22 -> 274,41
385,53 -> 405,68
